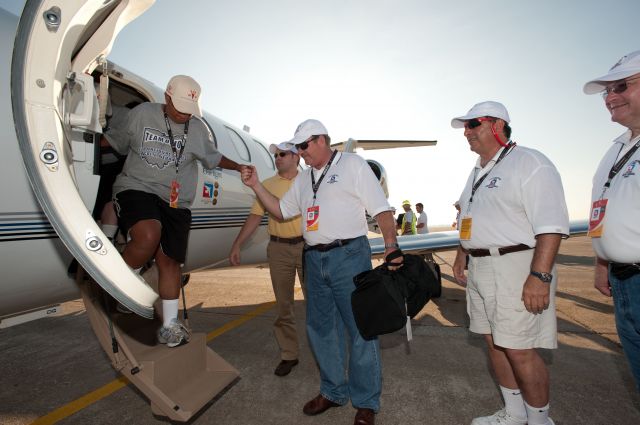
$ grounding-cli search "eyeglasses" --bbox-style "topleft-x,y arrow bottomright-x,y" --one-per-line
464,117 -> 495,130
274,152 -> 290,158
295,136 -> 318,151
601,76 -> 640,98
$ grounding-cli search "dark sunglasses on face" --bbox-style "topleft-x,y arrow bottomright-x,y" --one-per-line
464,117 -> 495,130
601,76 -> 640,98
274,152 -> 290,158
295,136 -> 318,151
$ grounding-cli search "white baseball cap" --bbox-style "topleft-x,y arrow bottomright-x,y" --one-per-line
165,75 -> 202,117
583,50 -> 640,94
268,142 -> 298,154
287,119 -> 328,145
451,101 -> 511,128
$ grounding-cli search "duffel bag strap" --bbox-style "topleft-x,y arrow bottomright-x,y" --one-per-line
384,249 -> 404,265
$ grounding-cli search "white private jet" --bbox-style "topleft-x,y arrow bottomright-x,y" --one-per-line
1,1 -> 450,420
3,0 -> 590,420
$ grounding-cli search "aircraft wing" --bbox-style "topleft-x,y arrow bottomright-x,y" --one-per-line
332,139 -> 437,153
369,219 -> 589,256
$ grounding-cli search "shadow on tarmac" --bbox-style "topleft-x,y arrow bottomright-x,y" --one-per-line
1,237 -> 639,424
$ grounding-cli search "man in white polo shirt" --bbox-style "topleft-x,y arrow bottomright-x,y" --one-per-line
241,119 -> 401,425
583,50 -> 640,391
451,101 -> 569,425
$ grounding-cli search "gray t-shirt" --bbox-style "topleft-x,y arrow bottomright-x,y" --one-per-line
106,103 -> 222,209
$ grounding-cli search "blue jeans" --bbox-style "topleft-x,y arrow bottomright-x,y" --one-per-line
304,236 -> 382,411
609,268 -> 640,391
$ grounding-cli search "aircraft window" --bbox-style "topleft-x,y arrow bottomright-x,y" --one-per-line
252,138 -> 275,171
224,127 -> 251,162
201,117 -> 219,148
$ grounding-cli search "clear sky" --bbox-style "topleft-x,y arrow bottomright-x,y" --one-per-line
7,0 -> 640,226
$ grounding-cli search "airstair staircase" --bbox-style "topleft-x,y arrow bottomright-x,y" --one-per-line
79,271 -> 239,421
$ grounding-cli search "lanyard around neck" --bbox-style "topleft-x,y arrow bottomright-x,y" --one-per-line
603,138 -> 640,191
164,112 -> 189,174
468,142 -> 515,206
310,150 -> 338,202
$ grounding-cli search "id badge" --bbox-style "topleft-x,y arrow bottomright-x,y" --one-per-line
169,179 -> 180,209
588,198 -> 607,238
306,206 -> 319,232
459,216 -> 472,240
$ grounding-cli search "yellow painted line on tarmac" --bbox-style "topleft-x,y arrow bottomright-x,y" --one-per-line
206,301 -> 275,342
30,376 -> 129,425
29,302 -> 275,425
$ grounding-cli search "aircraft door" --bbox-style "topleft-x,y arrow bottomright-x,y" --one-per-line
11,0 -> 157,317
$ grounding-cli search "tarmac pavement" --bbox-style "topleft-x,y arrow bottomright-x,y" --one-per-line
1,235 -> 639,424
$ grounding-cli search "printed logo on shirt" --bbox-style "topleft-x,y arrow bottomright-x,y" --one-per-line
140,127 -> 185,169
326,174 -> 339,184
202,182 -> 214,199
485,177 -> 501,188
622,160 -> 640,178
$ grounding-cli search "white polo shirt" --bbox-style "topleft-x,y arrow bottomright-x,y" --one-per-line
279,152 -> 391,246
417,211 -> 428,234
591,131 -> 640,263
458,144 -> 569,250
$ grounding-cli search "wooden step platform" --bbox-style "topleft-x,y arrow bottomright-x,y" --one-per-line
81,282 -> 239,422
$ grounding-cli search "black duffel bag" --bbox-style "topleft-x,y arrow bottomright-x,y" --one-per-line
351,251 -> 441,340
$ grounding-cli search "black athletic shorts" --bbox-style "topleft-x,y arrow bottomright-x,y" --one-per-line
113,190 -> 192,263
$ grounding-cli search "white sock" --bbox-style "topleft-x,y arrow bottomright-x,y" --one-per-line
500,385 -> 526,420
162,299 -> 179,327
100,224 -> 118,240
524,400 -> 550,425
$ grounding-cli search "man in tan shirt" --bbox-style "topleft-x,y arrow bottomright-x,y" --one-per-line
229,142 -> 304,376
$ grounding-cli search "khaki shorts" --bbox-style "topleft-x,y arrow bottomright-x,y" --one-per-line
466,249 -> 557,349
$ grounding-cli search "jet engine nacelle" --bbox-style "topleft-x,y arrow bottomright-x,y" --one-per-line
366,159 -> 389,198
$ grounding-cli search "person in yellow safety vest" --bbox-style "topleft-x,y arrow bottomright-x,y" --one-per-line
400,200 -> 417,235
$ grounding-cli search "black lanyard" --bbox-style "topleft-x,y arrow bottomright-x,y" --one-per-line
603,138 -> 640,191
164,112 -> 189,174
310,150 -> 338,203
468,142 -> 515,206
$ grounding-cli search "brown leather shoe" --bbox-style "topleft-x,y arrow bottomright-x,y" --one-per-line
274,359 -> 298,376
302,394 -> 340,416
354,408 -> 375,425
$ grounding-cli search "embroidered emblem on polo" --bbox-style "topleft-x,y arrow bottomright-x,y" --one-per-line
326,174 -> 339,184
623,160 -> 639,178
485,177 -> 501,188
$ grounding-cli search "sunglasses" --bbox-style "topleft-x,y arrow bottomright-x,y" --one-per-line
274,152 -> 290,158
601,76 -> 640,98
464,117 -> 495,130
295,136 -> 318,151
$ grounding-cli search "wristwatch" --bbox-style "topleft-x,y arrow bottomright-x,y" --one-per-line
530,270 -> 553,283
384,242 -> 400,249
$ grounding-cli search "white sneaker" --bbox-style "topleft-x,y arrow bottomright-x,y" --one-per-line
157,320 -> 190,347
471,408 -> 527,425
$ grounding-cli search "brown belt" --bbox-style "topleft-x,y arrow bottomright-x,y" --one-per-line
270,235 -> 304,245
467,243 -> 532,258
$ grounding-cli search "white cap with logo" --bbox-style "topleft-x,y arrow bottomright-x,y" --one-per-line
287,119 -> 328,145
451,101 -> 511,128
165,75 -> 202,117
583,50 -> 640,95
268,142 -> 298,154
